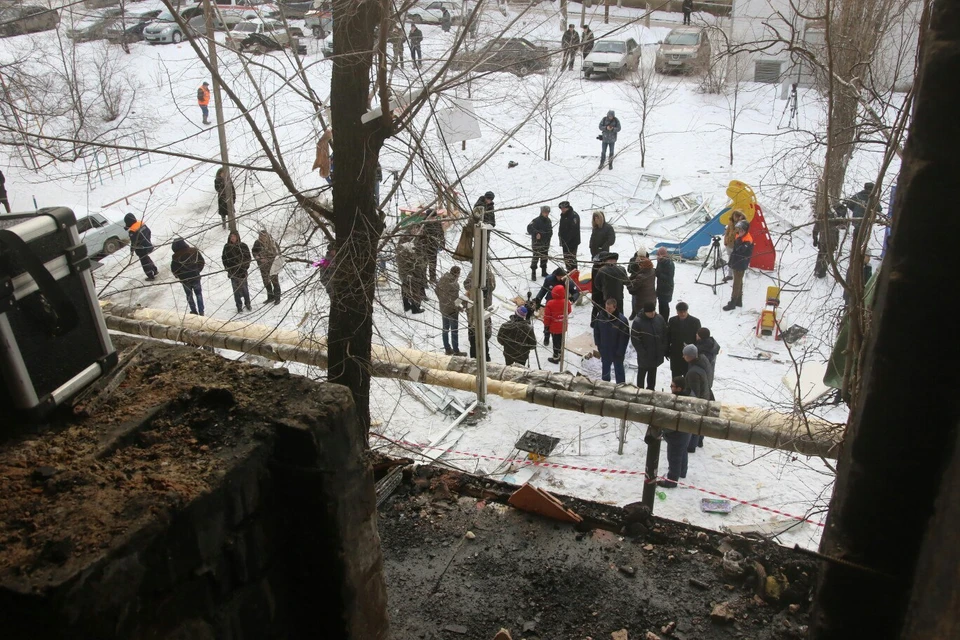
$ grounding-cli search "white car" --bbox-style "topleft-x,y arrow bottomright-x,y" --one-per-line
582,38 -> 641,79
143,10 -> 190,44
229,17 -> 290,49
407,1 -> 464,25
76,213 -> 128,257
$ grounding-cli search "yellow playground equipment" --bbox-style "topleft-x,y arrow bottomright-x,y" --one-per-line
756,286 -> 783,340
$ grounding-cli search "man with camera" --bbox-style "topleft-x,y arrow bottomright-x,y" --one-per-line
598,110 -> 621,170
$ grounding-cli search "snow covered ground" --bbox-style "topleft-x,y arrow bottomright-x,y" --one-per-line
1,2 -> 899,549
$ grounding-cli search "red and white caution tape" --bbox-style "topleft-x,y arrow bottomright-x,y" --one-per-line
371,433 -> 826,528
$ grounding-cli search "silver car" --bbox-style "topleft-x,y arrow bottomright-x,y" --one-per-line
77,213 -> 128,257
143,10 -> 188,44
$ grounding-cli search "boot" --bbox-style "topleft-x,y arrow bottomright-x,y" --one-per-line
273,291 -> 280,305
657,479 -> 678,488
723,299 -> 736,311
608,160 -> 613,170
531,269 -> 538,281
736,296 -> 743,308
445,348 -> 454,356
541,267 -> 548,277
402,297 -> 411,312
411,303 -> 425,314
547,356 -> 560,364
599,159 -> 605,170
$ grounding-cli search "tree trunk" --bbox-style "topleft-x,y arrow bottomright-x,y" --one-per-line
329,0 -> 387,435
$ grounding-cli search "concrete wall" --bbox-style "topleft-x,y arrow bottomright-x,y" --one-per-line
0,343 -> 388,640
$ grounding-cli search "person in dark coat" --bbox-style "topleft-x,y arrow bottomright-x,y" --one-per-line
252,229 -> 281,304
723,220 -> 753,311
598,110 -> 621,170
498,306 -> 537,366
666,302 -> 701,378
844,181 -> 881,241
631,301 -> 668,390
659,375 -> 694,488
589,210 -> 615,260
214,168 -> 234,230
474,191 -> 496,227
222,230 -> 252,313
123,213 -> 159,280
527,205 -> 553,280
397,241 -> 426,314
417,208 -> 445,283
389,24 -> 404,69
0,169 -> 10,213
627,256 -> 656,320
695,327 -> 720,368
542,284 -> 572,364
561,23 -> 580,71
408,24 -> 423,68
682,0 -> 693,25
592,252 -> 627,340
170,238 -> 205,316
534,267 -> 580,307
683,343 -> 713,452
440,7 -> 452,32
557,201 -> 580,271
596,298 -> 630,383
655,247 -> 675,320
581,25 -> 594,59
813,202 -> 845,279
435,265 -> 463,355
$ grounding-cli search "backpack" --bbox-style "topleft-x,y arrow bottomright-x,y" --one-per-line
197,87 -> 205,102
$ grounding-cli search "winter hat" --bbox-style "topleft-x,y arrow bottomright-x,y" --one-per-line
450,265 -> 461,275
736,220 -> 750,232
607,110 -> 615,117
484,191 -> 495,200
171,237 -> 187,252
202,81 -> 209,86
558,200 -> 570,208
516,305 -> 528,319
682,344 -> 699,359
123,213 -> 137,228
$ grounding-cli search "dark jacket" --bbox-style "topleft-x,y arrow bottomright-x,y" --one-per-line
846,188 -> 882,220
562,27 -> 580,48
527,214 -> 553,248
397,242 -> 427,301
409,26 -> 423,46
655,256 -> 675,299
599,115 -> 621,143
497,316 -> 537,363
696,336 -> 720,367
581,29 -> 594,56
435,270 -> 461,317
170,240 -> 205,285
589,223 -> 616,258
535,273 -> 580,305
682,0 -> 693,11
730,232 -> 754,272
631,312 -> 668,369
686,354 -> 713,400
627,263 -> 657,307
222,239 -> 252,279
596,310 -> 630,361
593,262 -> 628,315
419,212 -> 445,252
0,169 -> 6,198
127,220 -> 154,257
474,196 -> 495,227
558,207 -> 581,252
666,314 -> 702,363
440,9 -> 451,31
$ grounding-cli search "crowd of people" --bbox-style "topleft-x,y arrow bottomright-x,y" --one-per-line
121,212 -> 282,317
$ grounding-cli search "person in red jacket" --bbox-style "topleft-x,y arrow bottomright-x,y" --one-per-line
543,284 -> 572,364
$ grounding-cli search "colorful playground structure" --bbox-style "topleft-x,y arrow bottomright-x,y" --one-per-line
655,180 -> 776,271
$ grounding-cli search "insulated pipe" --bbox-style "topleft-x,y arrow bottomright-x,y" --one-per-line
102,310 -> 841,459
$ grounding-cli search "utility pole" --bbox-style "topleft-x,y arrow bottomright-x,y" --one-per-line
470,206 -> 488,410
202,0 -> 236,233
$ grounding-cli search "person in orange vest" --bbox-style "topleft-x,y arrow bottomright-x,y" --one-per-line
197,81 -> 211,125
724,220 -> 754,310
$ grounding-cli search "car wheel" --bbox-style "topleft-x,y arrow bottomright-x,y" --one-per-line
515,63 -> 530,76
102,237 -> 122,255
172,31 -> 182,44
584,69 -> 592,79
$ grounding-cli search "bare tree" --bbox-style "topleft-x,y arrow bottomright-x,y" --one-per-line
620,52 -> 675,168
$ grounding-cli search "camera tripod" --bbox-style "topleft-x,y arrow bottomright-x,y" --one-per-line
695,236 -> 726,295
778,83 -> 799,130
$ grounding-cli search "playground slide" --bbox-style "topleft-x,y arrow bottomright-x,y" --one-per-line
654,180 -> 776,271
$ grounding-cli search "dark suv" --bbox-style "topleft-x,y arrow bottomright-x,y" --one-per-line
451,37 -> 549,76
